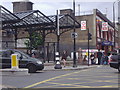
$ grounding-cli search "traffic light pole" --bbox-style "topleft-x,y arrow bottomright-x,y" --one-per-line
87,28 -> 90,66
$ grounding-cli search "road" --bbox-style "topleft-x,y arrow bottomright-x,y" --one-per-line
2,65 -> 120,89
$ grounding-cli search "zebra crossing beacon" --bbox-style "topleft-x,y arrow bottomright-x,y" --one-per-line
54,52 -> 62,69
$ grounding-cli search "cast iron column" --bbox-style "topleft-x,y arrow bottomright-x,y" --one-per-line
14,29 -> 17,49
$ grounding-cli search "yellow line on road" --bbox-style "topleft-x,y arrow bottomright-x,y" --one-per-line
24,70 -> 82,88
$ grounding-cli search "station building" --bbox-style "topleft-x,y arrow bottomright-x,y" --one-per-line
1,0 -> 119,62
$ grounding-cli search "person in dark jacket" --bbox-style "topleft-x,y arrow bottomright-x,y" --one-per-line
103,54 -> 109,65
101,52 -> 108,65
90,53 -> 95,64
97,49 -> 103,65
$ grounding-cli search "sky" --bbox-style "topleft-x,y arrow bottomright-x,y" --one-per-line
0,0 -> 119,21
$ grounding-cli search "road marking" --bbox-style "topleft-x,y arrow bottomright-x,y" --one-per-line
24,70 -> 84,88
24,66 -> 118,88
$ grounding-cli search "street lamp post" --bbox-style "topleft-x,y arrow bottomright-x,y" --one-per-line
113,0 -> 120,49
73,0 -> 77,67
113,1 -> 116,48
57,10 -> 60,53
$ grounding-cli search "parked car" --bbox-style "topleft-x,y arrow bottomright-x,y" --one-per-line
109,53 -> 120,72
0,49 -> 44,73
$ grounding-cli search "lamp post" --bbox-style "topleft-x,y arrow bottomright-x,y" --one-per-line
113,0 -> 120,49
57,10 -> 60,53
113,1 -> 116,48
73,0 -> 77,67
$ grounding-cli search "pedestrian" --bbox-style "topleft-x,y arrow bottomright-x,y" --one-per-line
101,52 -> 108,65
97,49 -> 103,65
108,53 -> 112,64
32,52 -> 36,58
83,55 -> 87,65
90,53 -> 95,64
104,54 -> 109,65
61,50 -> 68,67
94,52 -> 98,64
101,52 -> 105,65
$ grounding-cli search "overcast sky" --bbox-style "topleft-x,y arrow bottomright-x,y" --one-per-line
0,0 -> 119,21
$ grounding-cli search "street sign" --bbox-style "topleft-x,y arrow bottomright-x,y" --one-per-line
102,22 -> 108,31
81,21 -> 86,30
71,32 -> 78,38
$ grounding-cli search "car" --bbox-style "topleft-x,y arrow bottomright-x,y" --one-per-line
109,54 -> 120,72
0,49 -> 44,73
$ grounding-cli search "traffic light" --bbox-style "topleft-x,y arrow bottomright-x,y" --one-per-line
88,33 -> 92,40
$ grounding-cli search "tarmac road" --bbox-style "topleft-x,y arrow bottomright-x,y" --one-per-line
1,65 -> 120,89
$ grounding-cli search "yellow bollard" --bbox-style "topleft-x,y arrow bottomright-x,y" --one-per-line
11,54 -> 19,69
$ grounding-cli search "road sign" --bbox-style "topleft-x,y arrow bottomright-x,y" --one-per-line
71,32 -> 78,38
81,21 -> 86,30
102,22 -> 108,31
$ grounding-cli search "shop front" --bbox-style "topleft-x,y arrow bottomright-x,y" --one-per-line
101,41 -> 114,55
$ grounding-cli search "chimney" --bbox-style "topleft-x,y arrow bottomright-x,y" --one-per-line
60,9 -> 74,17
12,0 -> 33,13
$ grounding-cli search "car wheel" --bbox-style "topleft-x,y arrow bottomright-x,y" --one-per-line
28,64 -> 37,73
118,64 -> 120,73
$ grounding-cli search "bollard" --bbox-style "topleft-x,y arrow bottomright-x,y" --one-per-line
11,54 -> 19,70
54,52 -> 62,69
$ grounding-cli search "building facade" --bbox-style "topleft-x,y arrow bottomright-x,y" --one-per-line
1,1 -> 119,62
46,9 -> 119,55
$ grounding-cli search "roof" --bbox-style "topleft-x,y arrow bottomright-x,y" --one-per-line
1,5 -> 80,34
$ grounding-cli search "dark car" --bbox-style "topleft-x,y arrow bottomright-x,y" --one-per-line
0,49 -> 44,73
109,54 -> 120,72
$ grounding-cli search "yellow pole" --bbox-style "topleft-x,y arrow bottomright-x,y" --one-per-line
11,54 -> 19,69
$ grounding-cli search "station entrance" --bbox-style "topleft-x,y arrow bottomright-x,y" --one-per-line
1,5 -> 80,62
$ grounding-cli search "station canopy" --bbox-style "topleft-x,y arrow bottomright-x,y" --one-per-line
1,5 -> 80,32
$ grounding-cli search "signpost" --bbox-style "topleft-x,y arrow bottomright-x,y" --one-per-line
71,32 -> 78,38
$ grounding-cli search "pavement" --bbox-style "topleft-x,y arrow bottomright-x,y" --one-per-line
43,65 -> 100,71
43,61 -> 101,71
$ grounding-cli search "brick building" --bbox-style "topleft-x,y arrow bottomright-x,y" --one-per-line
46,9 -> 118,55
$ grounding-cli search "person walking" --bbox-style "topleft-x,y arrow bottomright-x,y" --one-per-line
101,52 -> 105,65
83,55 -> 88,65
61,50 -> 68,67
101,52 -> 108,65
97,49 -> 103,65
108,53 -> 112,64
104,54 -> 109,65
90,53 -> 95,64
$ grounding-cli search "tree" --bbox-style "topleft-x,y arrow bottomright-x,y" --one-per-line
24,32 -> 43,50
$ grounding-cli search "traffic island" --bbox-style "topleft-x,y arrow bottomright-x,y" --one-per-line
0,54 -> 30,76
0,68 -> 29,76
